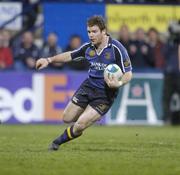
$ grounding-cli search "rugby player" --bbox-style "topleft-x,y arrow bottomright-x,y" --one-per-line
36,15 -> 133,151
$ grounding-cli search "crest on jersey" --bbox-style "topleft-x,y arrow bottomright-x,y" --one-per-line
104,52 -> 111,59
88,50 -> 96,57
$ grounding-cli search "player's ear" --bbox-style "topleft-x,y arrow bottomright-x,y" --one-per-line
102,29 -> 106,35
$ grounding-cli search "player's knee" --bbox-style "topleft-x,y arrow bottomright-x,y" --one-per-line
74,122 -> 86,133
62,112 -> 72,123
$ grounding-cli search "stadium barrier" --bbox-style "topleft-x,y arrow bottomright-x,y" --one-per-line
107,73 -> 163,125
0,71 -> 163,125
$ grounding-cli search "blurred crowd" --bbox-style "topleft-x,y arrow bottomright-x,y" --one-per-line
0,30 -> 89,71
0,0 -> 179,72
0,24 -> 179,72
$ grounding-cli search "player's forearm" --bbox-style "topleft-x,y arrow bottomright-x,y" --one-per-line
119,71 -> 133,86
47,51 -> 72,63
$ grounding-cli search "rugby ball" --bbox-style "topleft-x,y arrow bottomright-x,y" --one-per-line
104,64 -> 123,80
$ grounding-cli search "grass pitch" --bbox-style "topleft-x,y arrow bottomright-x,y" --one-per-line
0,125 -> 180,175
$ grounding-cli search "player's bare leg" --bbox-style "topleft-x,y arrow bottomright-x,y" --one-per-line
49,105 -> 101,151
49,102 -> 84,150
72,105 -> 101,135
63,101 -> 84,123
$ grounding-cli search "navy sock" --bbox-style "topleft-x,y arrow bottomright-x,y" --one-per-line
53,125 -> 82,145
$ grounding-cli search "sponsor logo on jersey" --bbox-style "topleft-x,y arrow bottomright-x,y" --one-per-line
90,62 -> 107,70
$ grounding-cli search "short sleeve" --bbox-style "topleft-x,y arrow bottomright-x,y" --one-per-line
113,40 -> 132,73
71,43 -> 90,61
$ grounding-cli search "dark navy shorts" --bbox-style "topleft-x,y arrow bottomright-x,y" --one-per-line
71,78 -> 118,115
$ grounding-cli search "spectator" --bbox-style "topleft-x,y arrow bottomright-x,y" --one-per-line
0,33 -> 13,70
65,34 -> 82,51
162,36 -> 180,124
13,31 -> 39,70
65,35 -> 89,70
2,30 -> 12,47
117,24 -> 131,51
41,32 -> 63,69
22,0 -> 40,31
147,27 -> 165,69
129,27 -> 154,69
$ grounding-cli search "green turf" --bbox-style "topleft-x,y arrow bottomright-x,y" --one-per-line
0,125 -> 180,175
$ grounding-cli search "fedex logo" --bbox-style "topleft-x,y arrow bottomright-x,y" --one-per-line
0,73 -> 75,123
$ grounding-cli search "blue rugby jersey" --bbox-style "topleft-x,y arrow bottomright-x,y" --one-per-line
71,37 -> 132,89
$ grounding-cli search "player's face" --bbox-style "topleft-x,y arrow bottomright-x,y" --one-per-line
87,25 -> 105,46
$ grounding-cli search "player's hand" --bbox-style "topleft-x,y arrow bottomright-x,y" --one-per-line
104,74 -> 123,88
35,58 -> 49,70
